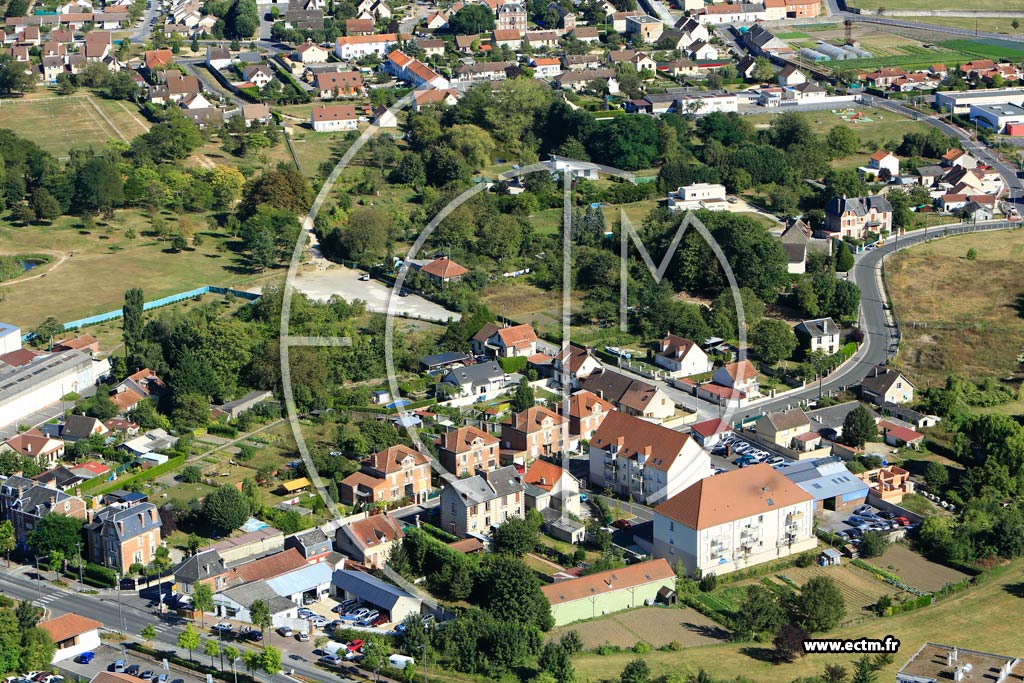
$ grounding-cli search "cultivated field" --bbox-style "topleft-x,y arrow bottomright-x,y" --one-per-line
0,93 -> 147,156
903,16 -> 1024,35
846,0 -> 1012,10
887,229 -> 1024,386
570,559 -> 1024,683
550,607 -> 730,650
0,211 -> 278,330
866,543 -> 971,593
764,564 -> 899,619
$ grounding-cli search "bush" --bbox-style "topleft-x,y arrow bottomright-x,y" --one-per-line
699,572 -> 718,592
794,552 -> 815,568
632,641 -> 651,654
207,423 -> 238,438
84,562 -> 118,587
966,248 -> 977,260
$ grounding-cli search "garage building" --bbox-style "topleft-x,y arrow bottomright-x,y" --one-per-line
780,456 -> 868,511
541,558 -> 676,627
331,568 -> 422,623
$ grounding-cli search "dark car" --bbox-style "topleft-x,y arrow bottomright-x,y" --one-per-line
244,629 -> 264,641
78,653 -> 96,665
125,665 -> 141,677
611,519 -> 631,530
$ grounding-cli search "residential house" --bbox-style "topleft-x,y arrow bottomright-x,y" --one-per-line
85,501 -> 161,572
285,528 -> 332,562
314,70 -> 363,98
580,369 -> 676,422
311,104 -> 358,132
439,361 -> 508,399
655,334 -> 712,378
866,150 -> 900,179
524,459 -> 584,542
861,67 -> 906,88
383,49 -> 448,88
110,367 -> 166,414
1,429 -> 65,469
334,33 -> 402,60
83,31 -> 110,61
206,45 -> 232,69
345,17 -> 374,34
542,559 -> 676,626
412,88 -> 460,110
780,219 -> 809,274
589,411 -> 710,505
525,29 -> 558,48
472,323 -> 538,358
215,581 -> 298,626
455,60 -> 515,82
794,317 -> 840,354
688,418 -> 731,448
118,428 -> 177,459
555,68 -> 620,93
0,476 -> 87,548
624,14 -> 663,43
860,366 -> 915,405
667,183 -> 729,212
823,194 -> 893,239
295,40 -> 329,63
425,10 -> 448,30
563,389 -> 615,442
416,38 -> 445,57
531,56 -> 562,79
173,549 -> 229,595
777,64 -> 806,87
39,614 -> 102,664
879,422 -> 924,450
755,409 -> 812,449
242,63 -> 273,88
144,48 -> 173,74
282,8 -> 324,29
501,405 -> 568,462
563,53 -> 601,70
62,414 -> 109,442
440,465 -> 525,537
454,34 -> 479,54
438,425 -> 500,476
553,344 -> 603,389
416,256 -> 468,284
338,444 -> 432,506
688,39 -> 717,60
611,9 -> 642,32
335,513 -> 404,569
652,464 -> 816,576
710,360 -> 760,398
496,2 -> 526,33
697,3 -> 766,24
942,148 -> 977,169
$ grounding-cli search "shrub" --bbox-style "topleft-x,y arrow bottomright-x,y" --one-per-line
699,572 -> 718,592
966,248 -> 977,260
794,552 -> 815,568
633,641 -> 651,654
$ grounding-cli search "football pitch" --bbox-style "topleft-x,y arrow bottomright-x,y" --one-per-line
0,93 -> 149,157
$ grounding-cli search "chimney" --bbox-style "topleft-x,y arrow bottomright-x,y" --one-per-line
26,442 -> 32,454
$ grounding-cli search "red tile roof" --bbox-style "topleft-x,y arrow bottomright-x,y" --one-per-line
592,411 -> 693,472
438,425 -> 498,453
39,613 -> 102,643
524,459 -> 566,491
228,548 -> 308,584
541,558 -> 674,605
420,257 -> 468,279
879,420 -> 923,443
690,418 -> 730,438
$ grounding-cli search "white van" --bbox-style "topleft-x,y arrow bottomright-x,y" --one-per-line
389,654 -> 415,669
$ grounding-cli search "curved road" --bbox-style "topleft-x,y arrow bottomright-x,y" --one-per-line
733,104 -> 1022,423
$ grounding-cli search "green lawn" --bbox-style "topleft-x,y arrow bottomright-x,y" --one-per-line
0,92 -> 146,157
846,0 -> 1012,9
0,211 -> 278,330
902,16 -> 1023,35
939,39 -> 1024,61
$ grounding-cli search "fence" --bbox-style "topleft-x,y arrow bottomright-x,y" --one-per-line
59,285 -> 261,331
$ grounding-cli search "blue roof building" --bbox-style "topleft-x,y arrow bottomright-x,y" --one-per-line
779,457 -> 868,511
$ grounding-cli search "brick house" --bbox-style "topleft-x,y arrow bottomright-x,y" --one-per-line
0,475 -> 87,548
85,501 -> 162,572
501,405 -> 568,462
339,444 -> 432,506
437,425 -> 500,476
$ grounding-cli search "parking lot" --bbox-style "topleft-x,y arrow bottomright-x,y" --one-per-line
707,433 -> 793,475
818,503 -> 915,545
56,644 -> 204,683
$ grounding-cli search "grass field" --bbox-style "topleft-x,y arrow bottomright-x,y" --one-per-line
846,0 -> 1013,9
568,560 -> 1024,683
0,211 -> 278,330
550,607 -> 730,650
866,543 -> 970,593
887,228 -> 1024,386
903,16 -> 1024,34
0,93 -> 147,157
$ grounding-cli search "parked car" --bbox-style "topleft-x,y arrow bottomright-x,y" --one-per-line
611,519 -> 631,530
853,505 -> 874,517
114,660 -> 127,673
846,527 -> 863,539
297,608 -> 314,618
212,622 -> 234,635
370,615 -> 388,627
319,655 -> 343,667
125,666 -> 141,677
893,516 -> 911,526
78,653 -> 96,665
277,627 -> 294,637
333,600 -> 357,613
358,273 -> 370,281
308,616 -> 328,628
295,632 -> 310,642
763,455 -> 786,466
302,595 -> 318,606
243,629 -> 263,641
347,640 -> 364,652
140,672 -> 156,681
156,675 -> 168,683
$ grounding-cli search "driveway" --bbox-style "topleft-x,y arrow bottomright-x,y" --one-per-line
292,264 -> 461,323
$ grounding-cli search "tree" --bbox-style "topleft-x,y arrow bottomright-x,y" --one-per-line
619,658 -> 650,683
27,513 -> 83,558
792,576 -> 846,632
587,116 -> 660,171
0,520 -> 14,566
843,405 -> 877,447
476,554 -> 553,630
204,639 -> 220,667
924,461 -> 949,491
773,623 -> 809,662
123,287 -> 145,364
15,600 -> 40,630
538,642 -> 575,683
241,650 -> 261,680
511,377 -> 535,413
192,581 -> 215,626
823,664 -> 849,683
835,241 -> 854,272
74,155 -> 124,213
0,54 -> 35,96
492,516 -> 539,557
30,188 -> 61,222
851,655 -> 878,683
826,126 -> 860,158
180,465 -> 203,484
736,585 -> 786,638
178,624 -> 201,661
250,599 -> 272,636
201,486 -> 250,535
751,318 -> 797,364
31,317 -> 65,346
141,624 -> 157,646
223,645 -> 240,674
858,530 -> 889,558
259,646 -> 281,677
448,4 -> 494,33
752,56 -> 774,82
171,233 -> 188,252
0,609 -> 20,675
20,627 -> 55,672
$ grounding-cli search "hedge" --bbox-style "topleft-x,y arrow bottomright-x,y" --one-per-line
207,423 -> 238,438
84,562 -> 118,587
419,522 -> 459,543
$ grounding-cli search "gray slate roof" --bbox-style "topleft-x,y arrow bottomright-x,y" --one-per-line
796,317 -> 839,339
331,568 -> 420,612
447,465 -> 524,505
442,361 -> 505,389
173,549 -> 226,584
220,580 -> 295,614
87,502 -> 161,540
825,194 -> 893,218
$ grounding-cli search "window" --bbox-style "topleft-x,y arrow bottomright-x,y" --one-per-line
669,521 -> 674,531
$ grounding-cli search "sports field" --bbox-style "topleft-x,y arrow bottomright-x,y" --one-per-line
0,93 -> 148,157
902,16 -> 1024,34
846,0 -> 1013,9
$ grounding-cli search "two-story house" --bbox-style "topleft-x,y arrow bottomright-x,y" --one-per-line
495,2 -> 526,33
589,411 -> 710,505
0,476 -> 87,548
652,464 -> 816,576
523,459 -> 584,542
794,317 -> 840,354
471,323 -> 538,358
823,194 -> 893,239
563,390 -> 615,442
552,344 -> 603,390
1,429 -> 65,469
501,405 -> 569,462
860,366 -> 915,405
437,425 -> 500,476
711,360 -> 760,398
440,465 -> 525,538
439,361 -> 508,399
580,369 -> 676,422
173,549 -> 229,595
335,513 -> 404,569
85,501 -> 162,572
654,333 -> 713,378
339,444 -> 432,506
285,528 -> 332,562
755,409 -> 812,449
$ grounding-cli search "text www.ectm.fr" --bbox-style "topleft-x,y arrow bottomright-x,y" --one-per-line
803,637 -> 901,654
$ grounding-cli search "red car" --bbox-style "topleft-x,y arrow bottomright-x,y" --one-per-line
611,519 -> 631,529
347,639 -> 364,653
370,615 -> 388,627
893,516 -> 911,526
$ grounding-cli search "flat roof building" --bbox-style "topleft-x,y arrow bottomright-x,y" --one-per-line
935,87 -> 1024,115
897,642 -> 1023,683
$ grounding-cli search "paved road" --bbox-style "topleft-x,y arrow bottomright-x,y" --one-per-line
129,0 -> 162,43
180,58 -> 245,107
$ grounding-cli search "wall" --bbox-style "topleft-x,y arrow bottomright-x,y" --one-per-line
51,629 -> 102,664
548,579 -> 676,626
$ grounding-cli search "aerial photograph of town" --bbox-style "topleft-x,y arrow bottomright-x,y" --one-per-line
0,0 -> 1022,679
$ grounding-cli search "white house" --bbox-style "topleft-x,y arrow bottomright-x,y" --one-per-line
439,361 -> 508,399
335,32 -> 400,60
39,614 -> 103,663
667,183 -> 728,212
652,464 -> 816,576
863,150 -> 900,180
655,334 -> 712,378
311,104 -> 358,132
553,344 -> 603,390
794,317 -> 840,354
777,64 -> 806,87
589,411 -> 711,506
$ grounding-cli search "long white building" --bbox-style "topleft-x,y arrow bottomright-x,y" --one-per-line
0,348 -> 109,429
